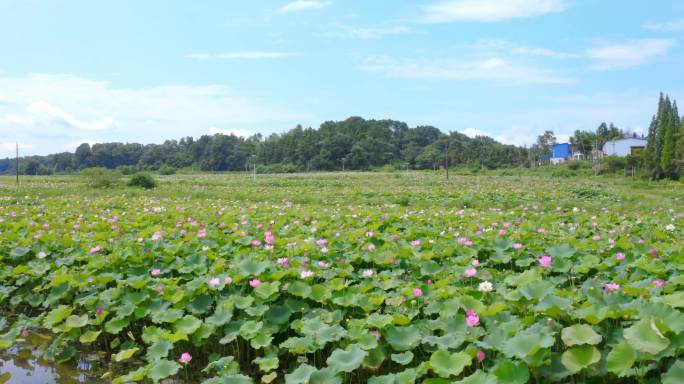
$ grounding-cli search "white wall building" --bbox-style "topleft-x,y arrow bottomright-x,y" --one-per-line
602,138 -> 647,157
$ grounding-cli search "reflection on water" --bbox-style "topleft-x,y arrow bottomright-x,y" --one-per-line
0,333 -> 107,384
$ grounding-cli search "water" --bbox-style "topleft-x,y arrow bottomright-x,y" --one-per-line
0,334 -> 108,384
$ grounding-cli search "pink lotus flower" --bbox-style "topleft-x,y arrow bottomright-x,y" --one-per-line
89,245 -> 102,254
367,243 -> 376,251
413,288 -> 423,297
96,307 -> 104,316
151,231 -> 163,242
538,255 -> 552,269
476,350 -> 485,363
465,309 -> 480,327
365,231 -> 374,237
650,249 -> 658,256
264,232 -> 276,245
592,235 -> 601,241
224,276 -> 233,284
208,277 -> 221,288
471,259 -> 480,266
615,252 -> 625,261
197,229 -> 207,238
251,239 -> 261,247
410,240 -> 421,247
277,257 -> 289,267
249,279 -> 262,287
371,330 -> 381,341
391,234 -> 399,241
464,268 -> 477,278
179,352 -> 192,364
604,283 -> 620,292
316,238 -> 328,246
498,229 -> 506,236
21,329 -> 29,337
180,229 -> 187,235
150,268 -> 161,277
653,279 -> 666,289
513,243 -> 523,250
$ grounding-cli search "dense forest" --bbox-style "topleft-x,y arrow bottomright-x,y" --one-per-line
1,93 -> 682,178
0,117 -> 528,174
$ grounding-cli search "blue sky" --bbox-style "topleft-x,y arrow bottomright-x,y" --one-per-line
1,0 -> 683,157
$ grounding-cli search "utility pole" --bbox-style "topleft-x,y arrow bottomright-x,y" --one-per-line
15,143 -> 19,186
342,158 -> 345,172
445,139 -> 449,181
252,155 -> 256,181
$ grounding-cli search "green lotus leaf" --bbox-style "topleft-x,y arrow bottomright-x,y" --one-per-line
254,281 -> 280,300
656,292 -> 684,308
518,280 -> 554,301
254,356 -> 279,372
284,364 -> 317,384
43,305 -> 73,329
250,332 -> 273,349
561,345 -> 601,373
147,359 -> 181,383
391,351 -> 414,365
79,330 -> 101,344
606,341 -> 637,377
188,294 -> 213,314
206,306 -> 233,327
366,313 -> 393,329
288,281 -> 312,298
662,360 -> 684,384
142,326 -> 166,344
385,325 -> 421,351
113,347 -> 139,362
65,314 -> 89,328
174,315 -> 202,335
146,339 -> 173,362
105,316 -> 130,334
264,304 -> 293,325
561,324 -> 602,346
309,368 -> 341,384
326,345 -> 368,373
113,366 -> 148,384
454,370 -> 498,384
624,318 -> 670,354
500,323 -> 555,359
429,350 -> 471,378
493,360 -> 530,384
237,259 -> 268,276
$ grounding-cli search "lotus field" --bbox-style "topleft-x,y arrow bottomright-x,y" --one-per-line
0,173 -> 683,383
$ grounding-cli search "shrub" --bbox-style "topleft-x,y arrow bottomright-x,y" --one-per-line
128,173 -> 157,189
158,165 -> 176,175
116,165 -> 139,175
80,167 -> 123,188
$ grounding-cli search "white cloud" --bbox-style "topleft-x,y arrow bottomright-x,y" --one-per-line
0,73 -> 303,157
0,142 -> 32,153
209,127 -> 253,137
185,51 -> 301,60
587,39 -> 677,70
642,18 -> 684,32
333,25 -> 410,40
359,55 -> 573,85
16,101 -> 117,131
422,0 -> 566,23
466,39 -> 578,59
280,1 -> 331,12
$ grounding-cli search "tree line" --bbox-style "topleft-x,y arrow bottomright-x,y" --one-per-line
0,117 -> 528,175
644,93 -> 682,180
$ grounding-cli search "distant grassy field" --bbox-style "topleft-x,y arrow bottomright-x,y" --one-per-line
0,172 -> 683,383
